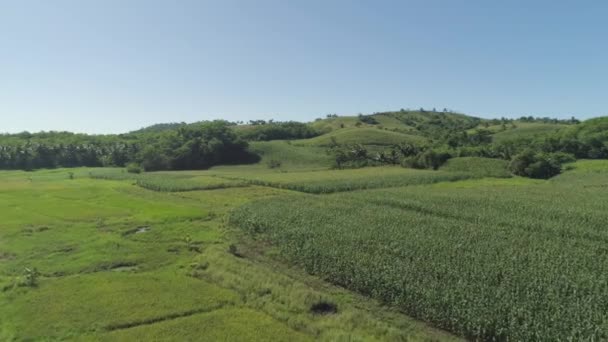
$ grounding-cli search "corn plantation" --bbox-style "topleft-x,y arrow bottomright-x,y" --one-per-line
230,164 -> 608,340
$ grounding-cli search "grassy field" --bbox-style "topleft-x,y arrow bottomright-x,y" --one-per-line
3,156 -> 607,340
294,127 -> 426,147
439,157 -> 512,178
213,166 -> 473,194
230,160 -> 608,341
490,122 -> 567,142
0,168 -> 457,341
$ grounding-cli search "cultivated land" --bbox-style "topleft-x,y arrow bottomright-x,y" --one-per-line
1,111 -> 608,340
0,167 -> 460,341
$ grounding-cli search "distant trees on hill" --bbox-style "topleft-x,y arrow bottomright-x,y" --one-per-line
0,121 -> 257,171
237,121 -> 321,141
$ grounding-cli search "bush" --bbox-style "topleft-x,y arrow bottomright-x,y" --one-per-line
266,159 -> 282,169
402,149 -> 451,170
126,163 -> 143,174
509,150 -> 568,179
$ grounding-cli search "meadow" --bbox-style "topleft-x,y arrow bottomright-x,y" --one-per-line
212,166 -> 473,194
0,167 -> 457,341
1,111 -> 606,340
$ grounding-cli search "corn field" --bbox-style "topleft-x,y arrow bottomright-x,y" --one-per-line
230,171 -> 608,340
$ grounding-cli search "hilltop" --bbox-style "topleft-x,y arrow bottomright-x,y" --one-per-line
0,109 -> 604,179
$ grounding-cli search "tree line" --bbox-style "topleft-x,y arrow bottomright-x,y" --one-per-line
0,121 -> 257,171
326,117 -> 608,179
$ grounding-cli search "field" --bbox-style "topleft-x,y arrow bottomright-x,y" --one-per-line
489,122 -> 567,142
0,167 -> 458,341
439,157 -> 512,178
229,160 -> 608,340
2,151 -> 608,340
212,166 -> 473,194
294,127 -> 426,147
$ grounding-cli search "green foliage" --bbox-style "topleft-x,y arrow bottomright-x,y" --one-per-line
237,121 -> 321,141
230,167 -> 608,340
440,157 -> 512,178
402,149 -> 452,170
0,121 -> 256,171
266,159 -> 282,169
509,150 -> 573,179
126,163 -> 143,174
19,267 -> 39,287
358,114 -> 379,125
296,127 -> 426,147
221,166 -> 472,194
0,168 -> 445,341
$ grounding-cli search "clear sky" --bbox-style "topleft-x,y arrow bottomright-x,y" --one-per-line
1,0 -> 607,134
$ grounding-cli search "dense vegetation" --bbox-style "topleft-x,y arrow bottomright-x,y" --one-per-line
2,110 -> 606,180
236,121 -> 322,141
0,121 -> 256,171
230,161 -> 608,340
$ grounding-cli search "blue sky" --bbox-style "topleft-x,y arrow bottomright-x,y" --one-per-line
1,0 -> 607,134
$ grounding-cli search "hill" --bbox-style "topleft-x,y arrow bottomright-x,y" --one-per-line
293,127 -> 426,147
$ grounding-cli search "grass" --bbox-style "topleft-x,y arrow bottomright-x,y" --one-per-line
229,161 -> 608,341
216,166 -> 473,193
440,157 -> 512,178
294,127 -> 426,147
490,122 -> 567,142
90,168 -> 247,192
0,168 -> 458,341
247,140 -> 333,170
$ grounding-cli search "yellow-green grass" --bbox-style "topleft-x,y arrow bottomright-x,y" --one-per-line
490,122 -> 567,142
102,308 -> 313,342
248,140 -> 333,169
0,168 -> 459,341
294,127 -> 426,147
310,116 -> 364,131
89,169 -> 248,192
216,166 -> 473,194
440,157 -> 512,178
230,165 -> 608,341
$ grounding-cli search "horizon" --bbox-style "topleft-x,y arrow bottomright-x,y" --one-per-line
2,1 -> 607,134
0,108 -> 595,136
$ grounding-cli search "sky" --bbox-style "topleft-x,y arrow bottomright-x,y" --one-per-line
1,0 -> 607,134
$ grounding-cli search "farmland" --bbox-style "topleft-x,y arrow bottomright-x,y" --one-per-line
230,160 -> 608,340
0,167 -> 458,341
1,111 -> 607,340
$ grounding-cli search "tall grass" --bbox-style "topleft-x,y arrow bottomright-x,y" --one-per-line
219,167 -> 473,194
230,165 -> 608,340
89,169 -> 246,192
440,157 -> 512,178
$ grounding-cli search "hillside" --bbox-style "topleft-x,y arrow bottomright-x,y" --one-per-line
293,127 -> 426,147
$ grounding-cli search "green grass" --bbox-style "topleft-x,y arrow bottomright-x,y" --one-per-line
230,163 -> 608,340
440,157 -> 512,178
490,122 -> 567,142
248,140 -> 333,170
217,166 -> 473,194
102,308 -> 313,341
0,168 -> 458,341
294,127 -> 426,147
90,168 -> 247,192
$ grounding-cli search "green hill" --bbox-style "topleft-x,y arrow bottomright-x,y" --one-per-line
490,122 -> 567,142
293,127 -> 426,147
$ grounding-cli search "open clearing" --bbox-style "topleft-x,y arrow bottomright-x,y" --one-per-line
0,167 -> 459,341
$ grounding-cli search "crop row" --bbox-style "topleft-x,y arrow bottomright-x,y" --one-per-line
229,170 -> 608,340
217,167 -> 473,194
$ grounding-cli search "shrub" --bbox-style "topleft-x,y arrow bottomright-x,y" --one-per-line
509,150 -> 569,179
20,267 -> 39,287
266,159 -> 282,169
126,163 -> 143,174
